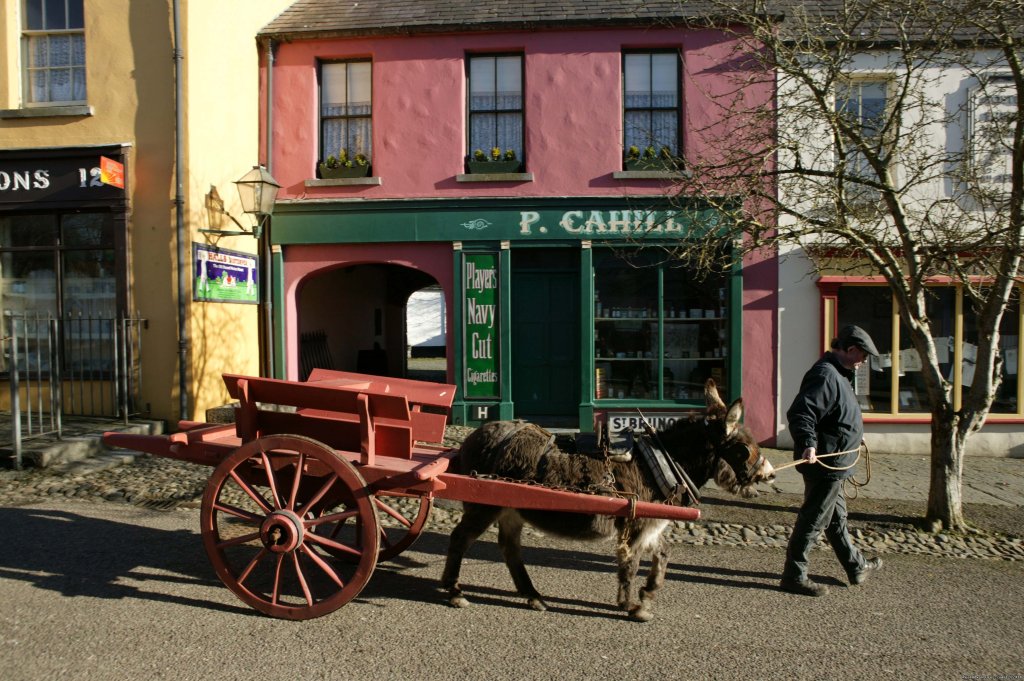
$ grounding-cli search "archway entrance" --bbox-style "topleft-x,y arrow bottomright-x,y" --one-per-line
297,264 -> 445,381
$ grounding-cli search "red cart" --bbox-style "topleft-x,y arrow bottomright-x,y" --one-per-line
104,370 -> 700,620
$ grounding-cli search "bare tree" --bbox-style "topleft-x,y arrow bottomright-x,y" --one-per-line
667,0 -> 1023,531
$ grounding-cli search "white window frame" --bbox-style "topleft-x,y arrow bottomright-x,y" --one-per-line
21,0 -> 87,107
968,73 -> 1016,195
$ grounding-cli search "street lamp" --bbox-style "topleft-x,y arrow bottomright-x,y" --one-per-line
234,165 -> 280,238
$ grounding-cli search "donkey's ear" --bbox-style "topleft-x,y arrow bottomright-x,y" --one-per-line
704,378 -> 726,410
725,398 -> 744,435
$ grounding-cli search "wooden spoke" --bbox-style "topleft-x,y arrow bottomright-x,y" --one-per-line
287,451 -> 306,511
259,450 -> 283,509
228,469 -> 274,515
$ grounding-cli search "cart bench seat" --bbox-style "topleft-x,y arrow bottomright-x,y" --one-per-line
304,368 -> 455,444
223,373 -> 435,466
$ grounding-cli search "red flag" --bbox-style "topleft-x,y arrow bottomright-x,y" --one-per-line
100,156 -> 124,188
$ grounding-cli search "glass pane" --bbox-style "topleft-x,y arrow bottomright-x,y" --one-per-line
651,53 -> 677,106
0,214 -> 58,247
29,69 -> 47,103
898,288 -> 955,414
28,36 -> 48,67
663,263 -> 728,401
72,66 -> 86,100
651,111 -> 677,151
470,57 -> 496,103
860,81 -> 887,135
71,34 -> 85,66
63,250 -> 116,316
595,252 -> 658,400
470,112 -> 496,151
495,112 -> 521,156
994,293 -> 1020,414
0,251 -> 57,315
322,119 -> 344,159
624,53 -> 651,108
62,213 -> 113,248
624,111 -> 650,150
344,117 -> 372,158
68,0 -> 84,29
0,253 -> 56,375
49,66 -> 71,102
838,287 -> 893,413
25,0 -> 43,30
321,63 -> 348,112
347,62 -> 372,112
964,291 -> 1020,414
495,56 -> 521,104
50,34 -> 70,66
45,0 -> 67,30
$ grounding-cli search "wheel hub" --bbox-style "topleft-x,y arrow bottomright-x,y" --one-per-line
260,510 -> 305,553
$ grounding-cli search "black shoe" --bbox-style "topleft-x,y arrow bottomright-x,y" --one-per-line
849,557 -> 883,585
779,578 -> 828,597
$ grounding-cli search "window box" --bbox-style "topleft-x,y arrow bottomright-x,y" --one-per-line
624,158 -> 682,172
466,160 -> 522,174
319,163 -> 371,179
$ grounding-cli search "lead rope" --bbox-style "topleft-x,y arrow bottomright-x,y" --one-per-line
772,442 -> 872,499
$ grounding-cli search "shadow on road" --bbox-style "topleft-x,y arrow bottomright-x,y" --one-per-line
0,506 -> 253,616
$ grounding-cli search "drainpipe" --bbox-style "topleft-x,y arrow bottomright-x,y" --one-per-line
261,38 -> 275,378
172,0 -> 190,419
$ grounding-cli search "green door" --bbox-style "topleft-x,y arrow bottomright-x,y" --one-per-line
511,251 -> 579,425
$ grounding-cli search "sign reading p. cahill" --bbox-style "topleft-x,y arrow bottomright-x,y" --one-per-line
193,243 -> 258,304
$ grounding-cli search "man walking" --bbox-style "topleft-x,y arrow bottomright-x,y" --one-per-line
780,324 -> 884,596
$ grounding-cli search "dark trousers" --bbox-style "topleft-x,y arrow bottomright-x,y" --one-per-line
782,475 -> 866,582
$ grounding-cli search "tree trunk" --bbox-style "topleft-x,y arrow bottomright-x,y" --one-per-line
926,414 -> 967,532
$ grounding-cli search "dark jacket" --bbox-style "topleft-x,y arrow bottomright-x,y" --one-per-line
786,352 -> 864,480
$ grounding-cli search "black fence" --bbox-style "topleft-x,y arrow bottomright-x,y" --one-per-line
1,311 -> 146,469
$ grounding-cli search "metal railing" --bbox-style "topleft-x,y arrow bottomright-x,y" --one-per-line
2,311 -> 146,469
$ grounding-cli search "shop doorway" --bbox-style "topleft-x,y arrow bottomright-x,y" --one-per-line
511,250 -> 579,426
297,264 -> 445,382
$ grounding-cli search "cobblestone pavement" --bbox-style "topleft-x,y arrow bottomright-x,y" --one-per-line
2,424 -> 1022,563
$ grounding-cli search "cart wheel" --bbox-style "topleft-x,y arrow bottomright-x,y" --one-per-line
312,493 -> 432,562
200,434 -> 379,620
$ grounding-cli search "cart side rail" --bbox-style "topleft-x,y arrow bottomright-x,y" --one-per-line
222,374 -> 415,465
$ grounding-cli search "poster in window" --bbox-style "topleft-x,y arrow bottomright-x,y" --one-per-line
193,243 -> 259,304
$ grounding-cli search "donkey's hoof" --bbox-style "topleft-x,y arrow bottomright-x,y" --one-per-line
527,597 -> 548,611
628,606 -> 654,622
448,595 -> 471,608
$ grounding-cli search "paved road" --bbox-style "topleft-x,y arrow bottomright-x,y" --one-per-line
1,498 -> 1022,681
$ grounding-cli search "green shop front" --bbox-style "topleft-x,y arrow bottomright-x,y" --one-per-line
272,198 -> 753,435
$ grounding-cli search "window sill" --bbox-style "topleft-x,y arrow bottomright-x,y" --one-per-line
0,104 -> 93,119
612,169 -> 690,180
456,172 -> 534,183
305,176 -> 382,187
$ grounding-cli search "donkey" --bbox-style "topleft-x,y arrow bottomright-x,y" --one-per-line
440,379 -> 775,622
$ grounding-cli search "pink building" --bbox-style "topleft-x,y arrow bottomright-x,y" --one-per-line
258,1 -> 778,441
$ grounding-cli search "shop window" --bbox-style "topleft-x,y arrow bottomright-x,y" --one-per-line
837,286 -> 893,412
594,252 -> 729,403
320,60 -> 372,170
622,51 -> 679,160
835,78 -> 888,204
835,284 -> 1021,416
467,54 -> 523,162
22,0 -> 86,105
0,212 -> 116,375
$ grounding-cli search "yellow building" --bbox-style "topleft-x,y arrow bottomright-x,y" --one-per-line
0,0 -> 290,426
